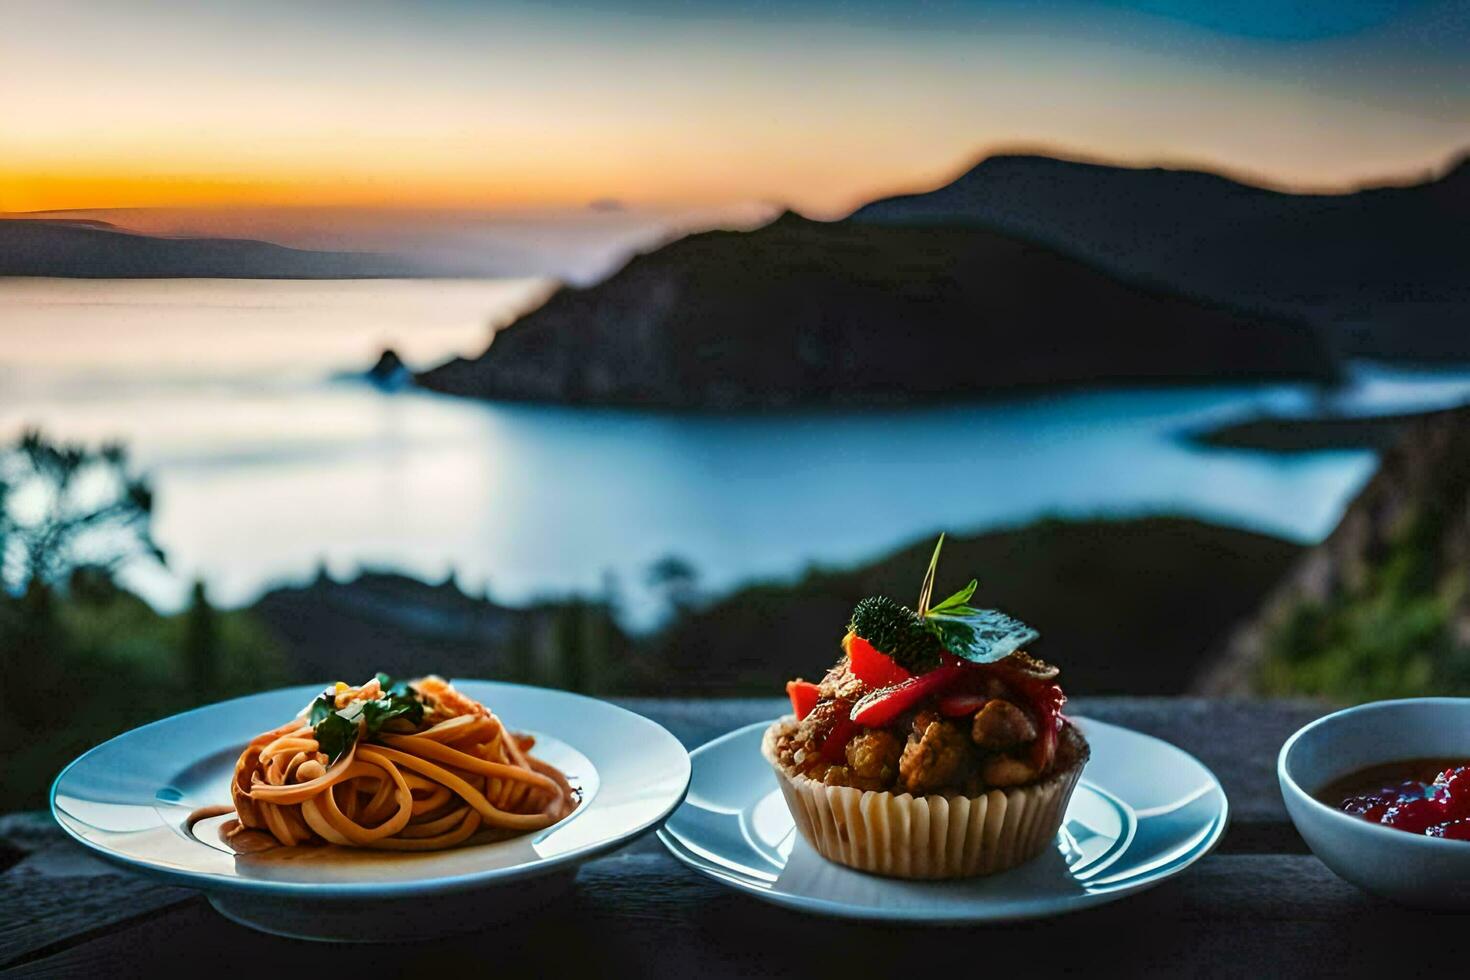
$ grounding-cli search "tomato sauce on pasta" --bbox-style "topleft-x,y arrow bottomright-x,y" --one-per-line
191,676 -> 578,852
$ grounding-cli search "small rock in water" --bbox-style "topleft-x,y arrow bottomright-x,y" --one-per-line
366,348 -> 410,390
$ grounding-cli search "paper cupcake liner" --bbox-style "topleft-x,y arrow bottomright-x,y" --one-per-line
762,722 -> 1088,880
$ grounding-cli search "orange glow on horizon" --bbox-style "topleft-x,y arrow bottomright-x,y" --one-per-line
4,139 -> 1465,220
0,171 -> 608,213
4,2 -> 1467,219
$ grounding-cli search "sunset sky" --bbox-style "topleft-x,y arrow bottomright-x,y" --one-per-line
2,0 -> 1468,219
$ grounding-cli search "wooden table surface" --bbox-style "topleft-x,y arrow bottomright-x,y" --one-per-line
0,697 -> 1451,978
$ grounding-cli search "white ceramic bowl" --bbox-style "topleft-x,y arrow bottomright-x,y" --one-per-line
1278,697 -> 1470,909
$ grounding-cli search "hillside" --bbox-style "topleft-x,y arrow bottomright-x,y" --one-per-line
1198,406 -> 1470,699
250,570 -> 629,694
851,152 -> 1470,360
646,517 -> 1302,696
417,213 -> 1336,408
0,219 -> 418,278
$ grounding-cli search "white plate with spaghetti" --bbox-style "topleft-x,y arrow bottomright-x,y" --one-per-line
51,678 -> 691,942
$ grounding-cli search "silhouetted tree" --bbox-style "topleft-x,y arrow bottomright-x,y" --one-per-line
0,429 -> 162,593
549,597 -> 621,694
182,579 -> 219,690
555,599 -> 588,693
0,430 -> 162,713
646,554 -> 699,618
68,564 -> 123,605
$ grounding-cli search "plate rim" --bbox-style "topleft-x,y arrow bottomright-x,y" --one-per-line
50,679 -> 692,899
657,715 -> 1229,922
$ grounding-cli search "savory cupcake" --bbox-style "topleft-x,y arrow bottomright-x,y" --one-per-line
763,537 -> 1089,879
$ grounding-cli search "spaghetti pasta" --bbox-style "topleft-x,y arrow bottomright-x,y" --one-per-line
210,675 -> 578,852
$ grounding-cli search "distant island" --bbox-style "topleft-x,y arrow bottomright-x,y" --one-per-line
1188,406 -> 1460,453
0,219 -> 419,278
416,212 -> 1337,408
417,148 -> 1470,408
852,151 -> 1470,362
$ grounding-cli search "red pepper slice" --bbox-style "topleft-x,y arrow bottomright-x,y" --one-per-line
850,664 -> 966,727
786,679 -> 821,721
1038,684 -> 1067,769
936,693 -> 988,718
818,714 -> 859,763
846,633 -> 913,688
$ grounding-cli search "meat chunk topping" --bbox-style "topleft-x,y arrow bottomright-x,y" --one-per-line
970,699 -> 1038,749
845,729 -> 902,784
899,713 -> 974,795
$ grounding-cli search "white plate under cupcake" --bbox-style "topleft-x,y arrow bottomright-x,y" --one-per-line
657,715 -> 1226,921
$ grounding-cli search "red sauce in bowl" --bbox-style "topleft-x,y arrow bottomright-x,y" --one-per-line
1316,758 -> 1470,839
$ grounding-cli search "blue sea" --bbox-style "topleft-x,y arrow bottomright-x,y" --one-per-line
4,277 -> 1468,624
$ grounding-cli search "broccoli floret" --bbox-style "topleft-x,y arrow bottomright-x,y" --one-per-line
849,596 -> 944,673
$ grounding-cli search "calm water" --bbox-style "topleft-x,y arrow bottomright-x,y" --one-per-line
4,278 -> 1469,623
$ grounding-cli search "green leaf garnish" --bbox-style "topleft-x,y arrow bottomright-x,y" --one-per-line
314,709 -> 359,764
926,605 -> 1039,664
845,535 -> 1042,670
362,689 -> 424,732
309,675 -> 425,763
376,672 -> 415,699
927,579 -> 977,616
308,693 -> 334,726
916,534 -> 1039,662
915,533 -> 945,616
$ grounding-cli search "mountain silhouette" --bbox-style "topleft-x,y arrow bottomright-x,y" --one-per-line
417,212 -> 1336,408
851,152 -> 1470,361
0,219 -> 419,278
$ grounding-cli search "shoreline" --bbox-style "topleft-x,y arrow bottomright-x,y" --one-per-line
1189,405 -> 1467,454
